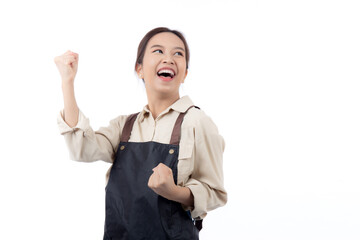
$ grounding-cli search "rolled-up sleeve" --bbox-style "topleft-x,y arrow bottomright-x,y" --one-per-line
183,113 -> 227,219
57,109 -> 127,163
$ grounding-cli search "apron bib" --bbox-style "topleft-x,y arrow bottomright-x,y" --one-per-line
103,106 -> 201,240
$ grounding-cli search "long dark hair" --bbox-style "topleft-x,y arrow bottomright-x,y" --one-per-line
135,27 -> 190,72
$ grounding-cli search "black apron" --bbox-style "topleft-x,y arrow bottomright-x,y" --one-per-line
103,106 -> 202,240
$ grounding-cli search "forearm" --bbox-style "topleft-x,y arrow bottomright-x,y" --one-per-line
62,81 -> 79,128
169,186 -> 194,208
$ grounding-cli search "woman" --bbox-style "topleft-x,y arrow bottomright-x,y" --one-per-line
55,27 -> 227,240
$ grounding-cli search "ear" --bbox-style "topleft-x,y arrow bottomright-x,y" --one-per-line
136,63 -> 143,79
181,69 -> 188,83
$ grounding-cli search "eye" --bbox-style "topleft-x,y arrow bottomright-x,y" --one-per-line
175,52 -> 184,56
153,49 -> 163,53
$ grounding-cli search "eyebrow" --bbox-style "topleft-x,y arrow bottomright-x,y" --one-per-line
150,44 -> 185,52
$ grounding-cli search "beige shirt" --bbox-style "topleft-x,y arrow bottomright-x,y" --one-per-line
57,95 -> 227,219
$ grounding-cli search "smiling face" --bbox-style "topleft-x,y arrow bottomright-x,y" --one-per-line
136,32 -> 188,98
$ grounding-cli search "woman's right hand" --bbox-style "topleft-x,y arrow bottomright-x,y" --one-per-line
54,50 -> 79,84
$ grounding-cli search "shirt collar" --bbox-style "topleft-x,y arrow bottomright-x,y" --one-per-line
138,95 -> 194,122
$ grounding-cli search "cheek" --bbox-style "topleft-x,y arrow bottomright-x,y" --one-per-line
143,58 -> 158,75
179,65 -> 187,76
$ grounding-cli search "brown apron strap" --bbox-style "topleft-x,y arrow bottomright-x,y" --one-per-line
169,105 -> 197,145
120,112 -> 140,142
195,219 -> 203,231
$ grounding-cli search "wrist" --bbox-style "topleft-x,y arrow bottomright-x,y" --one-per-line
62,81 -> 75,90
168,185 -> 194,207
169,185 -> 182,200
62,79 -> 75,87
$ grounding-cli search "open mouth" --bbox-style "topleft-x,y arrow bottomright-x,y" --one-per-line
157,69 -> 175,81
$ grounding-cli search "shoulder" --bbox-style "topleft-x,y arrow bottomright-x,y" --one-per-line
183,106 -> 221,136
186,106 -> 218,127
182,106 -> 225,158
109,114 -> 129,126
100,113 -> 133,133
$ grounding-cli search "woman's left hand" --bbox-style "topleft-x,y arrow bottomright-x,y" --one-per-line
148,163 -> 176,199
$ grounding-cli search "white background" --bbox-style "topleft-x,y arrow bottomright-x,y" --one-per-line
0,0 -> 359,239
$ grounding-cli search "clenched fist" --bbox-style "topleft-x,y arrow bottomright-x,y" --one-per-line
148,163 -> 177,199
54,50 -> 79,84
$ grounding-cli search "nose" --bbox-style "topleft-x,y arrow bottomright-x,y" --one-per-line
162,54 -> 174,65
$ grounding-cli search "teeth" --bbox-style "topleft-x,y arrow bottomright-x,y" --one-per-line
157,69 -> 175,77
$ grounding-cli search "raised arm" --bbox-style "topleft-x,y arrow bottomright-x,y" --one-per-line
54,50 -> 79,127
55,50 -> 127,164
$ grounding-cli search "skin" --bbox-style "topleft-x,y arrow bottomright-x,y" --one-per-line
54,32 -> 194,209
54,50 -> 79,128
136,32 -> 188,119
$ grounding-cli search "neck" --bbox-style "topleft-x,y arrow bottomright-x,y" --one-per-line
146,92 -> 180,120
